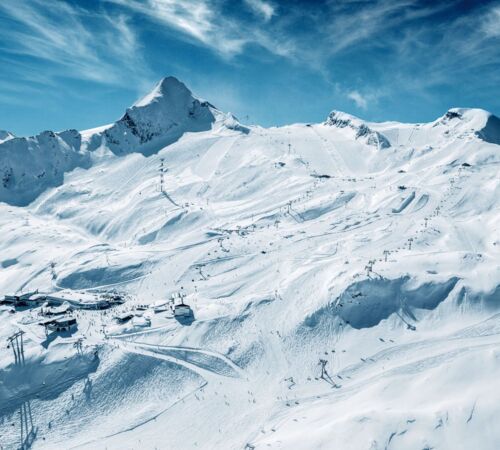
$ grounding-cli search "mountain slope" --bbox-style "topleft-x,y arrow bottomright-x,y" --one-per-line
0,78 -> 499,450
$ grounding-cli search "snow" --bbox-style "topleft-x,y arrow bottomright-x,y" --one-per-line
0,77 -> 499,449
0,129 -> 14,144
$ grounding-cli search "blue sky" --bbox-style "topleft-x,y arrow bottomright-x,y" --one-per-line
0,0 -> 499,136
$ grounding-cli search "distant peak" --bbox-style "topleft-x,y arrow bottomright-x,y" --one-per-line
135,76 -> 219,111
326,110 -> 360,122
435,108 -> 500,145
133,76 -> 193,108
0,129 -> 14,143
158,76 -> 187,91
440,107 -> 492,122
325,110 -> 391,149
443,109 -> 463,121
126,75 -> 218,123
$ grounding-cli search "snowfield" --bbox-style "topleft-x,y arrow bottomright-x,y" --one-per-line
0,77 -> 499,450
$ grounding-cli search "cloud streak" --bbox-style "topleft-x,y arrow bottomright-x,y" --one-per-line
244,0 -> 276,21
347,91 -> 368,110
0,0 -> 150,94
106,0 -> 500,109
107,0 -> 247,56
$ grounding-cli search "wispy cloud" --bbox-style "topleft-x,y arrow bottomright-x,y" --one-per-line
106,0 -> 309,61
244,0 -> 276,22
320,0 -> 500,111
0,0 -> 150,94
482,4 -> 500,38
388,1 -> 500,92
104,0 -> 500,112
347,91 -> 368,109
108,0 -> 247,56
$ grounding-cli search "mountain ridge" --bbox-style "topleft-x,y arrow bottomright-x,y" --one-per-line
0,76 -> 498,206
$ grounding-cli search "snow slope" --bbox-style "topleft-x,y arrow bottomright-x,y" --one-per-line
0,77 -> 499,449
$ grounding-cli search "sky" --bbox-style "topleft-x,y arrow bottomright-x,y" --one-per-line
0,0 -> 499,136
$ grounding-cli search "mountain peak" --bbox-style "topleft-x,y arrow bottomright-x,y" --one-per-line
436,107 -> 500,145
159,75 -> 183,88
90,76 -> 220,155
439,107 -> 491,122
81,76 -> 247,156
0,129 -> 14,144
134,76 -> 194,108
325,110 -> 391,149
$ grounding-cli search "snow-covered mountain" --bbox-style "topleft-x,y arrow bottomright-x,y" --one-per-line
325,110 -> 391,149
0,77 -> 247,206
84,76 -> 231,156
0,129 -> 87,206
0,77 -> 499,450
0,129 -> 14,144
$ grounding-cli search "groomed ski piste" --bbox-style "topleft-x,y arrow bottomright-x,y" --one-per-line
0,77 -> 499,449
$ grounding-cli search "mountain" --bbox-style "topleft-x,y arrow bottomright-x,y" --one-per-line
440,107 -> 500,145
0,129 -> 14,143
325,110 -> 391,149
84,76 -> 224,156
0,78 -> 499,449
0,129 -> 87,206
0,77 -> 247,206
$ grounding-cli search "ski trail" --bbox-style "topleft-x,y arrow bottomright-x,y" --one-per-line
109,339 -> 244,379
69,380 -> 208,449
131,341 -> 244,377
0,370 -> 95,416
453,222 -> 476,253
194,135 -> 239,180
297,126 -> 339,175
308,125 -> 351,176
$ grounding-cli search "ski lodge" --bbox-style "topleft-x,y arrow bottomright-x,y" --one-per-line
39,316 -> 77,333
114,311 -> 134,324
